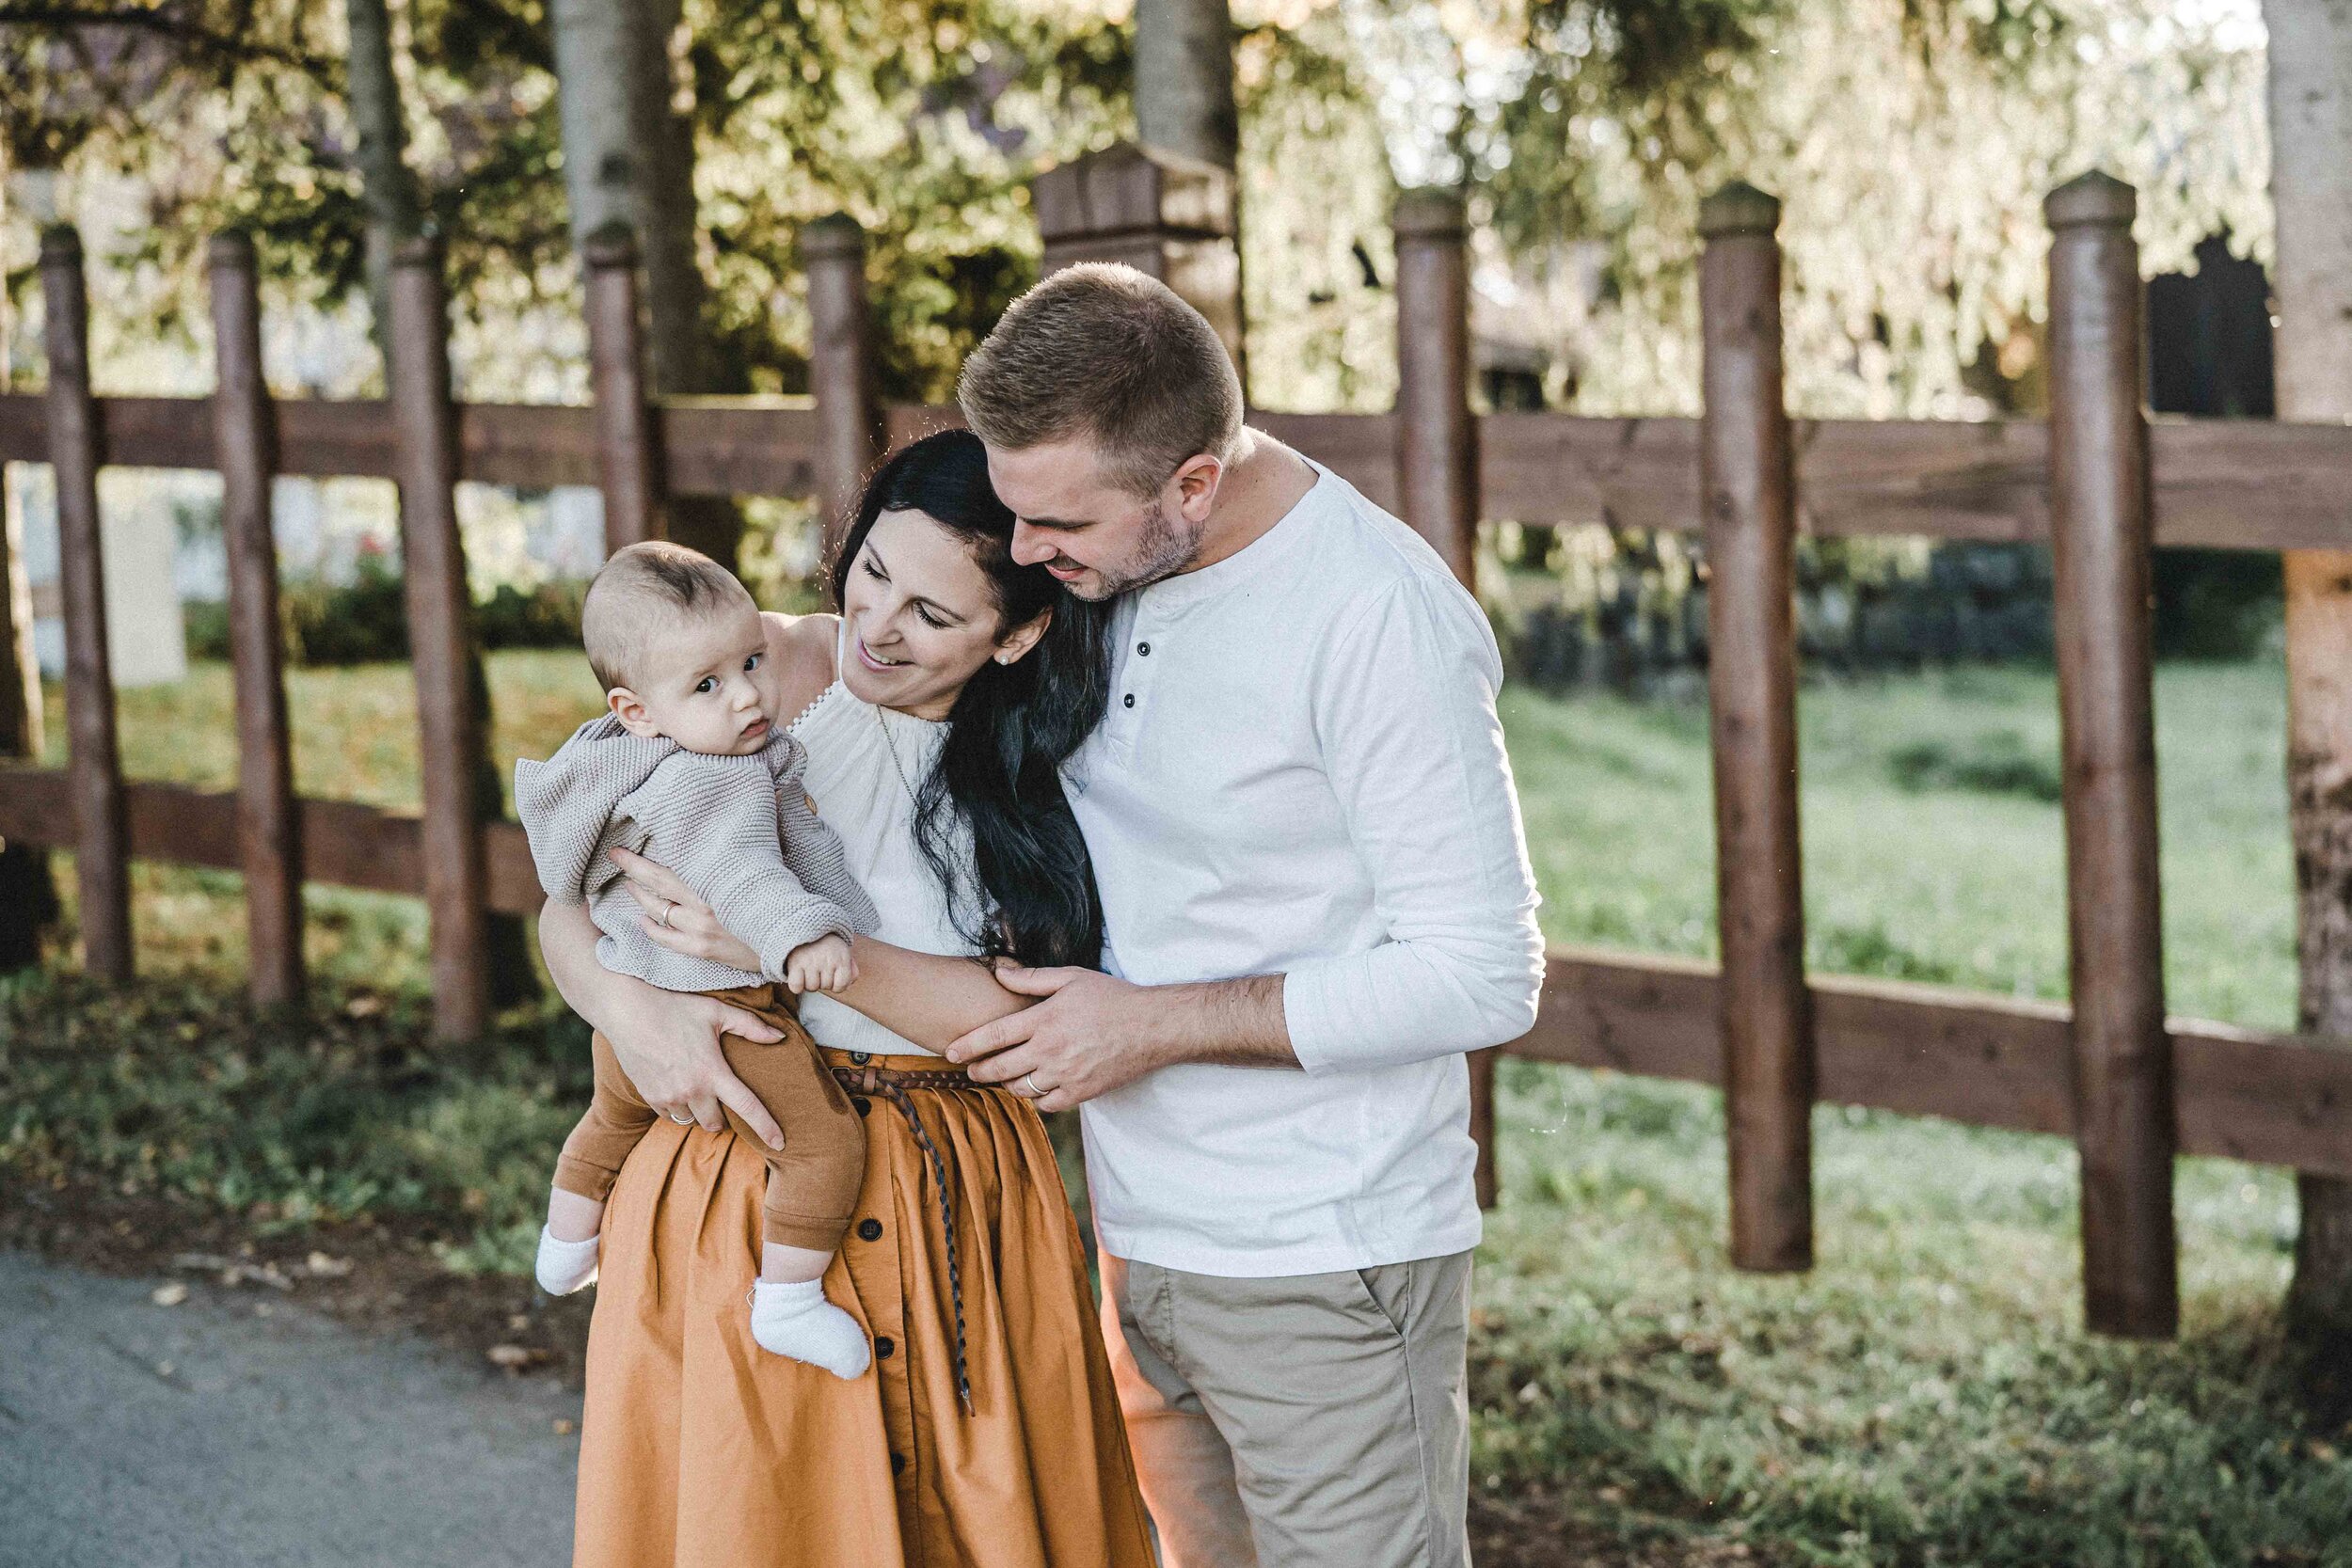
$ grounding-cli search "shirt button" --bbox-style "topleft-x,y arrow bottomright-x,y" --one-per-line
875,1336 -> 896,1359
851,1096 -> 871,1117
1122,693 -> 1136,709
1136,641 -> 1151,656
857,1218 -> 883,1242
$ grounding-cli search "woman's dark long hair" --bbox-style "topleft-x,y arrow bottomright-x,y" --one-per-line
828,429 -> 1112,970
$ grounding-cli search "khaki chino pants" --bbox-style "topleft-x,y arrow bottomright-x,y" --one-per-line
1100,1248 -> 1473,1568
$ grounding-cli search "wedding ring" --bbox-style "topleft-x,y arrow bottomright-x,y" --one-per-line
656,898 -> 675,929
1019,1071 -> 1043,1100
668,1110 -> 693,1125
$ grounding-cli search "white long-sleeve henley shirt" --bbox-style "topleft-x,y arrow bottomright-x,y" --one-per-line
1066,459 -> 1546,1276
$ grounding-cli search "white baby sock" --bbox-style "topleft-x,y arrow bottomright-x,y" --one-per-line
534,1226 -> 601,1296
749,1279 -> 872,1378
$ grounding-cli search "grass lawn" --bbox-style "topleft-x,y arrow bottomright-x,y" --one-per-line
8,651 -> 2349,1564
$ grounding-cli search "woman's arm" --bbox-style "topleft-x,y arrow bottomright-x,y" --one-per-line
538,897 -> 790,1148
832,938 -> 1032,1053
608,847 -> 1035,1053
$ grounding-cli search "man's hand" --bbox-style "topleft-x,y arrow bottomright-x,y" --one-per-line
944,968 -> 1296,1112
784,934 -> 858,995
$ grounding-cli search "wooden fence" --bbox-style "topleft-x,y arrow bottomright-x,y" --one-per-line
3,149 -> 2351,1339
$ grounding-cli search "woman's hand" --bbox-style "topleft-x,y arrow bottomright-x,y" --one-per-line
611,847 -> 765,974
537,896 -> 787,1147
601,980 -> 789,1148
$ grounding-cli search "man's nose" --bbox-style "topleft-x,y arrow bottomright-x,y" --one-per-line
1009,523 -> 1057,568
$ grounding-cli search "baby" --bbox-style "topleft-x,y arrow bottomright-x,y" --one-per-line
516,541 -> 878,1378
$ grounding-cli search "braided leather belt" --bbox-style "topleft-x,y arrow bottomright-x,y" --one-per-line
829,1058 -> 1003,1416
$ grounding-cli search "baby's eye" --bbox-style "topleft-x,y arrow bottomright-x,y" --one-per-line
743,652 -> 763,673
694,676 -> 717,694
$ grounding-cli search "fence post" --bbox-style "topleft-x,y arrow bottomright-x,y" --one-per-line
389,236 -> 491,1041
39,226 -> 133,982
1392,186 -> 1497,1207
582,223 -> 665,556
207,231 -> 305,1007
0,414 -> 51,971
1394,189 -> 1480,584
1033,142 -> 1244,376
2045,170 -> 2177,1338
804,213 -> 886,561
1697,182 -> 1813,1274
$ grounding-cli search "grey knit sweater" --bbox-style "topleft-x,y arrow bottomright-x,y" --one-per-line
515,715 -> 879,992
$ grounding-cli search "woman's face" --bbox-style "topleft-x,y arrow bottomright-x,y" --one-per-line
840,508 -> 1044,720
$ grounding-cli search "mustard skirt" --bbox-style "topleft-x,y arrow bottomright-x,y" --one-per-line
573,1048 -> 1156,1568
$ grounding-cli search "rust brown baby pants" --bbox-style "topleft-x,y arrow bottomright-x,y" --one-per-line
552,984 -> 865,1253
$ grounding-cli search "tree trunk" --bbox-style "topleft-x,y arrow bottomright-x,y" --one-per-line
1134,0 -> 1240,168
342,0 -> 422,363
2264,0 -> 2352,1347
548,0 -> 739,566
1132,0 -> 1247,393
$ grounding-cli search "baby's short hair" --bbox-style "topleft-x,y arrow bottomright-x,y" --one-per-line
581,542 -> 754,691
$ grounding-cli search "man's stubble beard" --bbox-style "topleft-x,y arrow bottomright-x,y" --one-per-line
1071,493 -> 1204,601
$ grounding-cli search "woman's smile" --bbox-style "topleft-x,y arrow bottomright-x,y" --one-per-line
854,634 -> 911,671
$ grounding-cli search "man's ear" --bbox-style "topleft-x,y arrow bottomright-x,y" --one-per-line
1169,451 -> 1224,524
994,607 -> 1053,667
608,687 -> 661,737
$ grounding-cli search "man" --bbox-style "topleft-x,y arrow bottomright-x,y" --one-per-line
943,262 -> 1545,1568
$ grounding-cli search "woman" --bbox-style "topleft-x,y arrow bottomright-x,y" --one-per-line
539,430 -> 1155,1567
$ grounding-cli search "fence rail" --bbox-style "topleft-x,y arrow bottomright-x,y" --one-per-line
8,394 -> 2352,551
5,145 -> 2351,1338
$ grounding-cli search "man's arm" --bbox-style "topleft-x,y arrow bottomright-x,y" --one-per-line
537,895 -> 788,1147
946,575 -> 1543,1105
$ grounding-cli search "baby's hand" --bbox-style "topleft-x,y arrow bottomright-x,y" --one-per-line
784,934 -> 857,995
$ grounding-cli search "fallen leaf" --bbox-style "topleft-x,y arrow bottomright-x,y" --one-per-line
305,1251 -> 353,1278
151,1282 -> 189,1307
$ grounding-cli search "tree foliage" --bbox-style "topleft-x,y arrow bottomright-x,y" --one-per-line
0,0 -> 2274,419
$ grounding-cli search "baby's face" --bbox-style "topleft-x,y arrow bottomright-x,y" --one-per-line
622,599 -> 780,756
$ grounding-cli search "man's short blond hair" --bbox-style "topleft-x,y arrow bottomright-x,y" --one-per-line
581,541 -> 753,692
956,262 -> 1243,498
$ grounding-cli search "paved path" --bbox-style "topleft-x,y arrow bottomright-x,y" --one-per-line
0,1250 -> 580,1568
